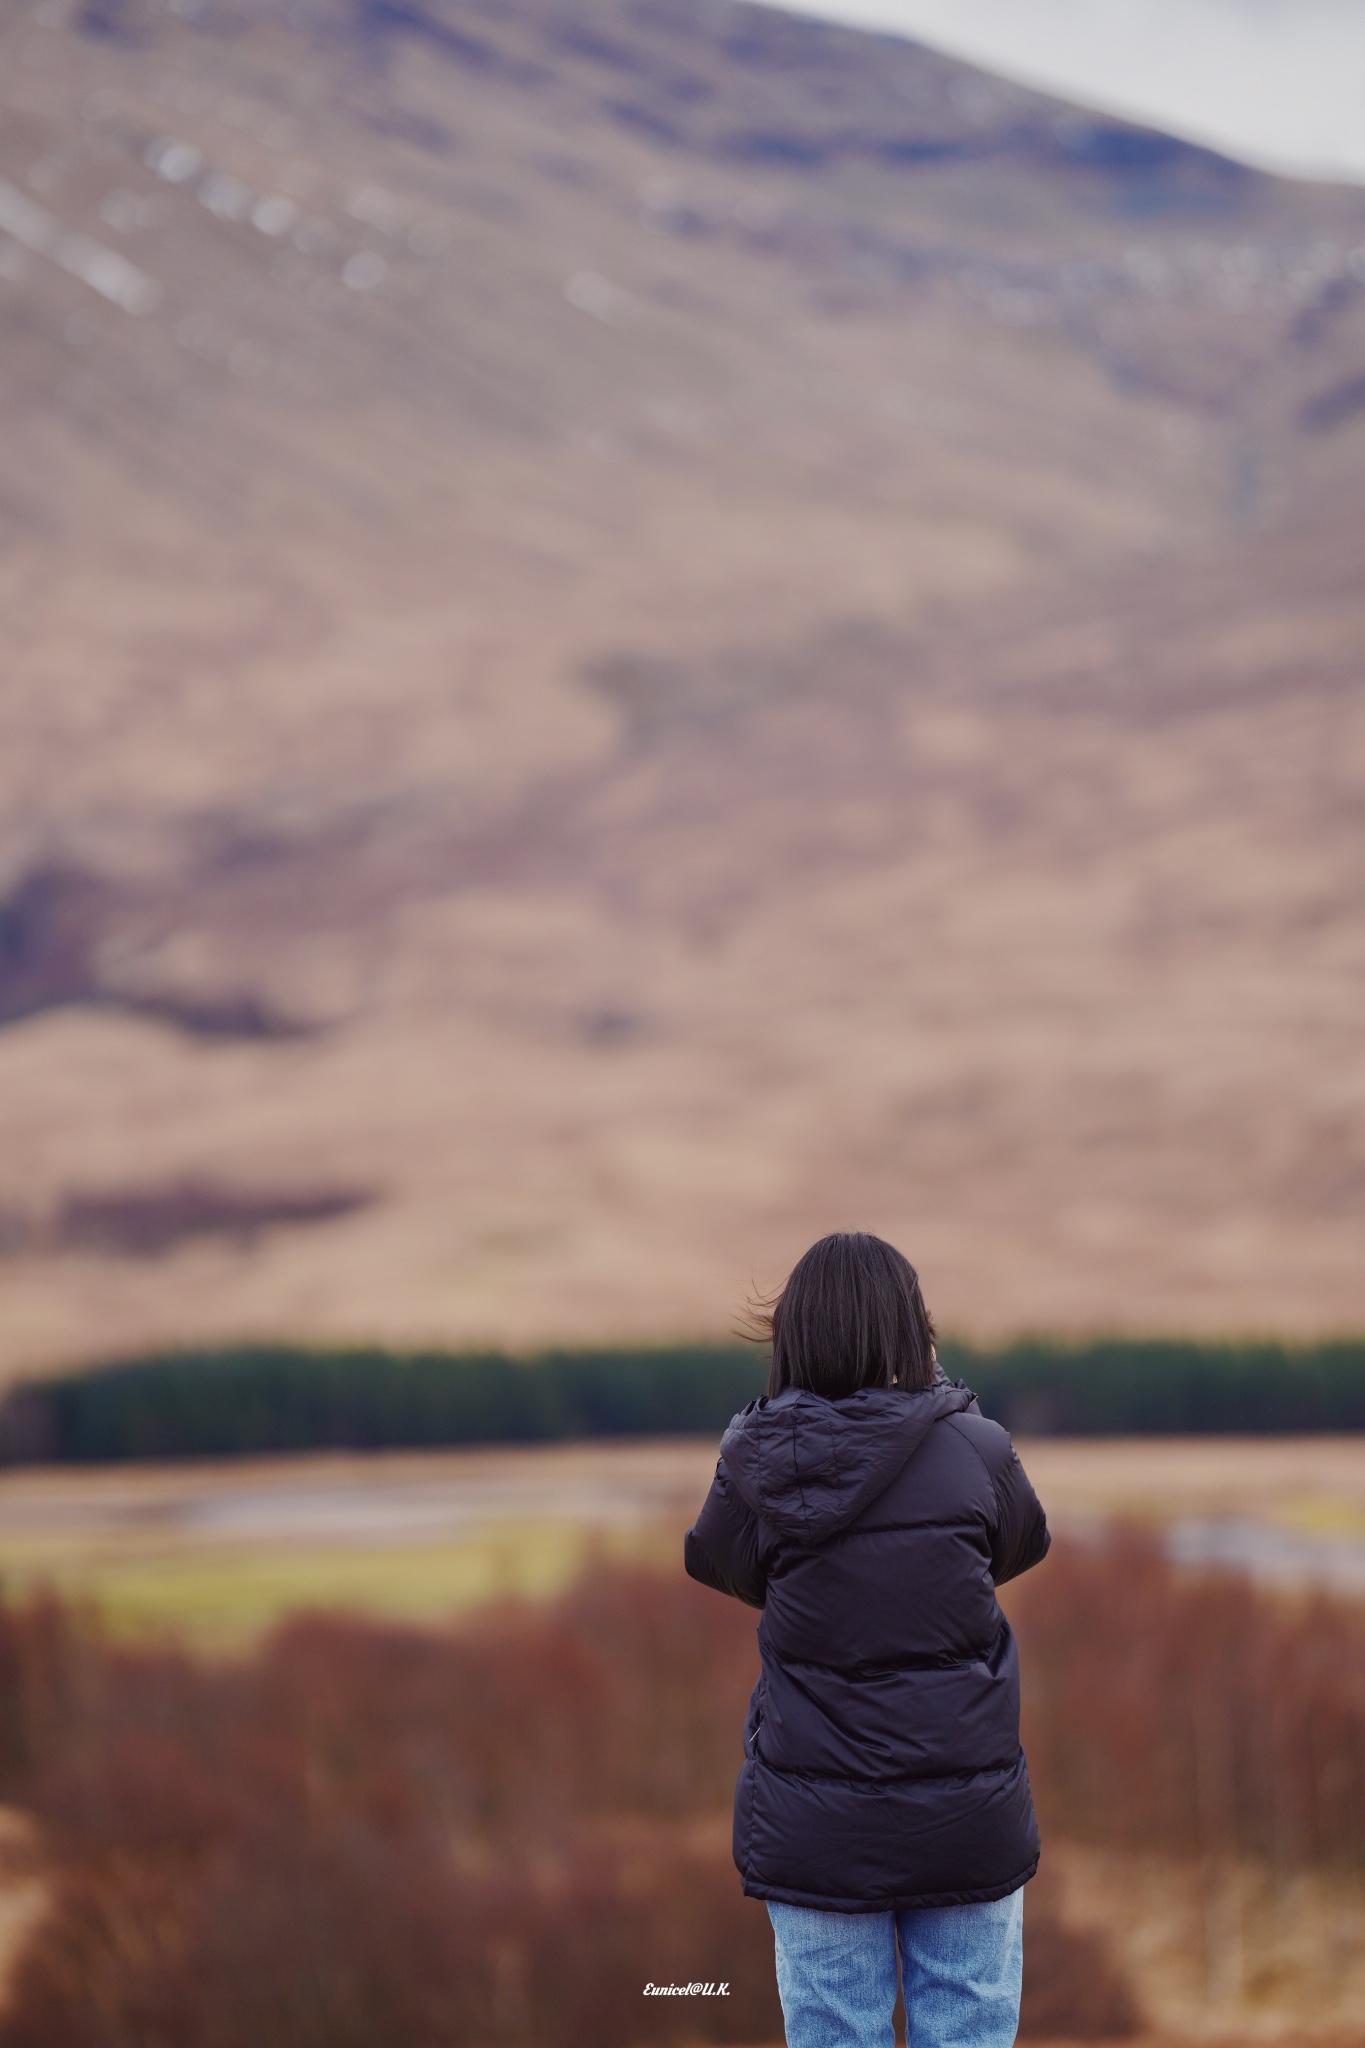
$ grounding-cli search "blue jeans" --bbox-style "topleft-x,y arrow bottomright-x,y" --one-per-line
768,1889 -> 1023,2048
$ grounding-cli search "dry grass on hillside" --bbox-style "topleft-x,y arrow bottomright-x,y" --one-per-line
1,0 -> 1364,1368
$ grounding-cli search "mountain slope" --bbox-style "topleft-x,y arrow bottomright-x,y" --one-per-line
0,0 -> 1363,1371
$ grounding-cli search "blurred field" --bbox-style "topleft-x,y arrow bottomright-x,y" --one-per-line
3,1434 -> 1365,1643
0,1439 -> 709,1643
5,1524 -> 682,1645
1019,1435 -> 1365,1536
5,1429 -> 1365,2039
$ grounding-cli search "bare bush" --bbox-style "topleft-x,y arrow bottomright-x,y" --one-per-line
5,1539 -> 1342,2042
1008,1531 -> 1365,1873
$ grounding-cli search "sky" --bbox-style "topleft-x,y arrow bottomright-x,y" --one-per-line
762,0 -> 1365,184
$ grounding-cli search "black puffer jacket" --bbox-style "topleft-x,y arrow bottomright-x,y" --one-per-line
684,1376 -> 1050,1912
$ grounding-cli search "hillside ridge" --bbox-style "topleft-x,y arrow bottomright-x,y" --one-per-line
0,0 -> 1362,1369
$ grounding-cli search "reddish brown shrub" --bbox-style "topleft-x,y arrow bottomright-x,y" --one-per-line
1008,1531 -> 1365,1873
2,1537 -> 1356,2043
0,1820 -> 783,2047
1018,1869 -> 1141,2039
0,1573 -> 776,2047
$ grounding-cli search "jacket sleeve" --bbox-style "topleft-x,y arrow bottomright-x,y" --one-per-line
683,1457 -> 768,1609
988,1438 -> 1050,1586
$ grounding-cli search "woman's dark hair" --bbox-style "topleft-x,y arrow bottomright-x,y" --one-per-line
756,1232 -> 937,1401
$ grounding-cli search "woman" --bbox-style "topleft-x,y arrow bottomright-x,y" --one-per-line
684,1232 -> 1050,2048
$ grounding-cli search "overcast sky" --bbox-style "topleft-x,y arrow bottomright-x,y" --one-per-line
762,0 -> 1365,184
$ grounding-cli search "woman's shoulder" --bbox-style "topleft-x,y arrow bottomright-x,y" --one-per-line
936,1405 -> 1019,1483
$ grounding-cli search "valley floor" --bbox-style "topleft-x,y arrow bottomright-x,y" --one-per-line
0,1434 -> 1362,1642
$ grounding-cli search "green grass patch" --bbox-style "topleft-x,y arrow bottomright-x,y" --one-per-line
0,1519 -> 678,1648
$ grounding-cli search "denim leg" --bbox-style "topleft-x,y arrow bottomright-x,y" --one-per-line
767,1902 -> 900,2048
896,1889 -> 1024,2048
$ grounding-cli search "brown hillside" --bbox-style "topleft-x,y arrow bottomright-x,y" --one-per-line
1,0 -> 1363,1371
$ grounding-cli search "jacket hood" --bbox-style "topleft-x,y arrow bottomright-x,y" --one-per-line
719,1373 -> 977,1545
